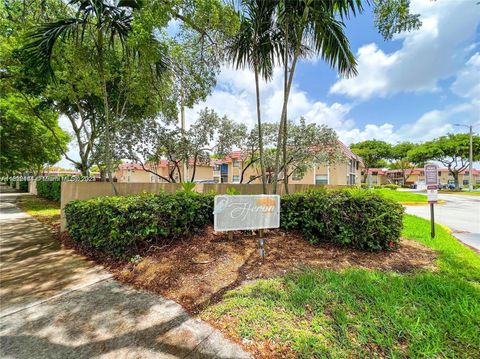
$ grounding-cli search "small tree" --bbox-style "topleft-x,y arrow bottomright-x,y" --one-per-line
408,134 -> 480,190
389,142 -> 418,185
350,140 -> 392,182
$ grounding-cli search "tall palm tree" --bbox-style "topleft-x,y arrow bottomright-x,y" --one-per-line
272,0 -> 363,194
227,0 -> 280,194
23,0 -> 146,195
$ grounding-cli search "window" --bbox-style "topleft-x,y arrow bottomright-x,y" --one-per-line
315,175 -> 328,185
213,165 -> 220,171
292,170 -> 303,181
232,159 -> 239,168
465,171 -> 469,175
232,175 -> 240,183
348,174 -> 356,185
438,171 -> 441,176
463,179 -> 469,185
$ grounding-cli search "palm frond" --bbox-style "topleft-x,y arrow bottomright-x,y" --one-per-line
23,18 -> 82,78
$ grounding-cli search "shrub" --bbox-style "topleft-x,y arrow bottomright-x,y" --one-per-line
382,184 -> 399,191
65,192 -> 214,256
281,189 -> 404,251
36,179 -> 61,201
19,180 -> 28,192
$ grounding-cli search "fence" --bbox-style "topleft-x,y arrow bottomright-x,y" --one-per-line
60,182 -> 349,230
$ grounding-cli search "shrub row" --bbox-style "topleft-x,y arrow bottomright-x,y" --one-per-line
281,189 -> 404,251
65,192 -> 214,256
37,180 -> 61,201
19,180 -> 28,192
65,189 -> 404,255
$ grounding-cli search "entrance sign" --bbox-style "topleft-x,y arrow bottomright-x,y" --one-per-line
424,163 -> 439,239
214,195 -> 280,232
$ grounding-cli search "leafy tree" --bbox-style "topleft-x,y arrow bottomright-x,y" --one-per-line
408,134 -> 480,190
124,108 -> 246,183
389,142 -> 418,185
374,0 -> 422,40
350,140 -> 392,182
0,93 -> 69,175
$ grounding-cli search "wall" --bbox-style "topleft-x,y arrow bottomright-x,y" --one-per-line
28,181 -> 38,195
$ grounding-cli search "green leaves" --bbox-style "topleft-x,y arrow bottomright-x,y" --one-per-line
281,189 -> 404,251
65,192 -> 215,256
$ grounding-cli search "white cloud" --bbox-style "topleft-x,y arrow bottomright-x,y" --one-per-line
451,52 -> 480,102
330,0 -> 480,99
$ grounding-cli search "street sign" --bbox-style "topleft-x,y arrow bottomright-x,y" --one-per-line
213,195 -> 280,232
424,164 -> 439,238
425,163 -> 439,190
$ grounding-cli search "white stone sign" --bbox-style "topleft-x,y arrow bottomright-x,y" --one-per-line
214,195 -> 280,231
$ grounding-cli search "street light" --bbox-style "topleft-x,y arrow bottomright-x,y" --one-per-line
453,124 -> 476,192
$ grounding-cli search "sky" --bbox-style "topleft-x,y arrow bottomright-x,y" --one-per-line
57,0 -> 480,168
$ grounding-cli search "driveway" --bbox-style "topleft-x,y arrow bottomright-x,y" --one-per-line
0,187 -> 250,358
404,193 -> 480,251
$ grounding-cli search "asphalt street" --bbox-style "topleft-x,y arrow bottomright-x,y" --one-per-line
405,193 -> 480,251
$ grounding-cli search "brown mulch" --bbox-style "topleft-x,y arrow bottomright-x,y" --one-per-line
59,227 -> 437,314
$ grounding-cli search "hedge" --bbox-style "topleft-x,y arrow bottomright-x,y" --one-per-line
36,180 -> 61,201
65,192 -> 214,256
19,180 -> 28,192
65,189 -> 404,256
281,189 -> 404,251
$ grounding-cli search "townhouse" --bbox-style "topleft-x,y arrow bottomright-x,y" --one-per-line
115,140 -> 364,186
364,168 -> 480,187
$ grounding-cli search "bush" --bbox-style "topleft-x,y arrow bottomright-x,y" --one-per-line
19,180 -> 28,192
382,184 -> 399,191
65,192 -> 214,256
281,189 -> 404,251
36,179 -> 61,201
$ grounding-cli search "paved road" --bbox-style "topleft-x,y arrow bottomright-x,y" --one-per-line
405,193 -> 480,251
0,187 -> 249,359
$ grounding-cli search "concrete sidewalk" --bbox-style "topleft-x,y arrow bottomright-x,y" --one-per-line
0,187 -> 250,358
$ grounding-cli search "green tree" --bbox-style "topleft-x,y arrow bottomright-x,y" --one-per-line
227,0 -> 279,193
0,93 -> 69,175
389,142 -> 418,185
350,140 -> 392,182
273,0 -> 361,194
408,134 -> 480,190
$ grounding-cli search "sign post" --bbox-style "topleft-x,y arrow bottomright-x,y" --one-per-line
214,195 -> 280,258
424,164 -> 439,239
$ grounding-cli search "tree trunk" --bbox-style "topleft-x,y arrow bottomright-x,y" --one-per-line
254,63 -> 267,194
97,29 -> 118,195
273,51 -> 299,194
453,171 -> 460,190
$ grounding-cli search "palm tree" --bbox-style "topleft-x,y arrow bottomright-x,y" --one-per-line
227,0 -> 280,194
23,0 -> 147,195
272,0 -> 363,194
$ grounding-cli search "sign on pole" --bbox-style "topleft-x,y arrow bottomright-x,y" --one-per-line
424,163 -> 438,238
214,195 -> 280,231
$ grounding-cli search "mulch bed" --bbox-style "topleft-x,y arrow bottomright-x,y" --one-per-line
59,227 -> 437,314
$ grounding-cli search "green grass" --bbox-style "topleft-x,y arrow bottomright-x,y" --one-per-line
16,196 -> 60,228
202,215 -> 480,358
374,189 -> 428,204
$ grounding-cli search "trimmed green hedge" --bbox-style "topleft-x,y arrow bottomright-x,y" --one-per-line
65,189 -> 404,256
281,189 -> 404,251
65,192 -> 214,256
19,180 -> 28,192
37,180 -> 61,201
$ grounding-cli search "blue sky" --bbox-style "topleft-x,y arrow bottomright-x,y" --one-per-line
58,0 -> 480,168
185,0 -> 480,145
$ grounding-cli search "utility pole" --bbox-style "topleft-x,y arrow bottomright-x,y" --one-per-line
468,125 -> 473,192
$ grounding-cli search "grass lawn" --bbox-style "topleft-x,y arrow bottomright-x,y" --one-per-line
374,189 -> 428,204
16,196 -> 61,229
439,190 -> 480,196
201,215 -> 480,358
